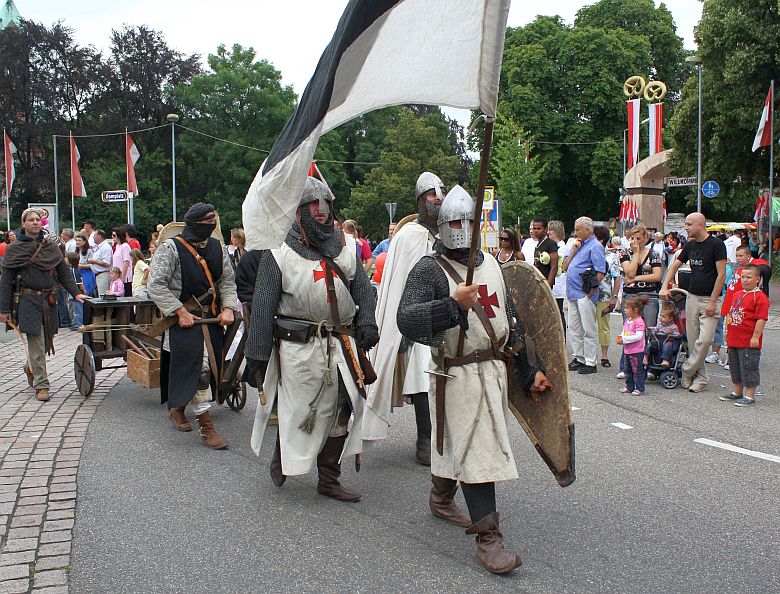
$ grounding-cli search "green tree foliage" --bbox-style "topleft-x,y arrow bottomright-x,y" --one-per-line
668,0 -> 779,219
342,108 -> 460,239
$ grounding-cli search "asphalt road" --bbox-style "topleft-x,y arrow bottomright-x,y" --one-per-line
70,315 -> 779,593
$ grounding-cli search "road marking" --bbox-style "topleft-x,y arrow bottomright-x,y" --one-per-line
571,406 -> 581,411
611,422 -> 633,430
694,438 -> 780,464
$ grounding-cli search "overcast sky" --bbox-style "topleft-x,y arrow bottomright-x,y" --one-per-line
20,0 -> 702,99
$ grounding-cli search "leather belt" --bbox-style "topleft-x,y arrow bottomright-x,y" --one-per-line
95,270 -> 109,275
274,319 -> 354,343
444,347 -> 502,369
20,288 -> 52,296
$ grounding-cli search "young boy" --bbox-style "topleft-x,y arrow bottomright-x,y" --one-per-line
67,252 -> 86,329
719,264 -> 769,406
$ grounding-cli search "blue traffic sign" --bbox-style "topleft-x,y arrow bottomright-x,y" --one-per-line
702,180 -> 720,198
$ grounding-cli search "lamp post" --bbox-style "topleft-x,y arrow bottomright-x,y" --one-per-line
686,55 -> 703,212
622,117 -> 650,181
166,113 -> 179,221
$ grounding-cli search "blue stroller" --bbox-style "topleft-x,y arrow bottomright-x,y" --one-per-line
645,289 -> 689,389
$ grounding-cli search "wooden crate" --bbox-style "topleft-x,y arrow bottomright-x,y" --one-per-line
127,348 -> 161,389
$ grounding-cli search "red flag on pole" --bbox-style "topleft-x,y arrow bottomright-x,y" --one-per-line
752,86 -> 774,152
662,197 -> 667,223
70,136 -> 87,197
648,103 -> 664,156
3,130 -> 16,197
126,133 -> 140,197
308,160 -> 323,181
627,99 -> 640,169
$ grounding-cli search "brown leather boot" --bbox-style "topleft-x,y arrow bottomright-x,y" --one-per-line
35,388 -> 50,402
316,435 -> 360,502
270,431 -> 286,487
169,408 -> 192,432
465,512 -> 521,574
429,475 -> 471,527
196,411 -> 228,450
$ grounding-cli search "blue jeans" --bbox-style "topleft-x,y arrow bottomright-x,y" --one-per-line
70,298 -> 83,328
646,337 -> 681,364
56,288 -> 71,326
619,293 -> 659,372
624,352 -> 645,392
712,316 -> 724,348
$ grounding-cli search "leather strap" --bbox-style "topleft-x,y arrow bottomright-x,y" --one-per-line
323,260 -> 343,332
174,236 -> 217,315
444,347 -> 502,369
435,257 -> 500,350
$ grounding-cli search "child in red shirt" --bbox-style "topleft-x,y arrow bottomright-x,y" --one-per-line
720,265 -> 769,406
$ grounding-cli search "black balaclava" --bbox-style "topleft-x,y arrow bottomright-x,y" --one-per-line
182,202 -> 217,243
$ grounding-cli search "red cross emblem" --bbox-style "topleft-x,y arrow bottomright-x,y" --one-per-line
313,260 -> 338,302
477,284 -> 499,318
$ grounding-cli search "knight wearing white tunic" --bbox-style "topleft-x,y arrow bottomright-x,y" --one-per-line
245,177 -> 379,502
397,186 -> 551,575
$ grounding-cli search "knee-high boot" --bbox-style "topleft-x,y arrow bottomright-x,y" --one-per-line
316,434 -> 361,502
461,482 -> 520,575
411,393 -> 431,466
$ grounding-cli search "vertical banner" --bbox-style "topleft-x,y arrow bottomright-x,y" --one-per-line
627,98 -> 640,169
648,102 -> 664,156
3,130 -> 16,197
70,135 -> 87,197
126,133 -> 140,197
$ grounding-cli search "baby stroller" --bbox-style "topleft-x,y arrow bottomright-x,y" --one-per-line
645,288 -> 689,389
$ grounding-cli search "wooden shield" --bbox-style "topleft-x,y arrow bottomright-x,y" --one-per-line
502,260 -> 575,487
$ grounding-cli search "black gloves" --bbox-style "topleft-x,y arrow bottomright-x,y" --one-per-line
243,358 -> 268,389
356,325 -> 380,351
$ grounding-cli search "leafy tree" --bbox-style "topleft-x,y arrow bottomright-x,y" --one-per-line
668,0 -> 780,219
341,108 -> 461,239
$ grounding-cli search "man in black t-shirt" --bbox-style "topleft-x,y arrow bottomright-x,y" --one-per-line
521,217 -> 559,288
660,213 -> 726,393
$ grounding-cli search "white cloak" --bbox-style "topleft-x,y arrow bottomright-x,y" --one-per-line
249,236 -> 364,475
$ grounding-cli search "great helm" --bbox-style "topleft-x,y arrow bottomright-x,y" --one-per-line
415,172 -> 445,200
299,176 -> 335,214
437,185 -> 474,250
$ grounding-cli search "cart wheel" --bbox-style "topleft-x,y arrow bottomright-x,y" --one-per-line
74,344 -> 96,397
660,370 -> 678,389
227,382 -> 247,411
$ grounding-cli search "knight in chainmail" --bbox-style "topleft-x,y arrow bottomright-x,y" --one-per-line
397,186 -> 551,576
245,177 -> 378,502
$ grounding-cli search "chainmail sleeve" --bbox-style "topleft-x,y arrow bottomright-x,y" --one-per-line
246,254 -> 282,362
349,253 -> 377,329
397,256 -> 462,347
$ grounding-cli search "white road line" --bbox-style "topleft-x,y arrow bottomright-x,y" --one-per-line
571,406 -> 581,411
694,438 -> 780,464
611,422 -> 633,430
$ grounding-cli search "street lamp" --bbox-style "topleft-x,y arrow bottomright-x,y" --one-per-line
166,113 -> 179,221
623,117 -> 650,181
686,55 -> 703,212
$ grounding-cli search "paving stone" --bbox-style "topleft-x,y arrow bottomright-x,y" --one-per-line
32,555 -> 68,572
14,504 -> 46,516
0,503 -> 14,516
47,483 -> 75,494
0,577 -> 29,593
32,586 -> 69,594
6,526 -> 41,540
2,538 -> 38,553
0,493 -> 16,503
18,487 -> 47,497
44,510 -> 73,521
42,519 -> 73,533
9,514 -> 42,528
37,542 -> 70,557
0,565 -> 29,581
39,530 -> 70,544
45,501 -> 74,512
0,551 -> 35,566
47,492 -> 75,502
17,496 -> 46,507
32,569 -> 67,588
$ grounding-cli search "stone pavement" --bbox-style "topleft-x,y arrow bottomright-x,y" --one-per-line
0,330 -> 124,593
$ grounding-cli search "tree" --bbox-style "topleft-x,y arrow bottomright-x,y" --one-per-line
342,108 -> 461,239
668,0 -> 780,219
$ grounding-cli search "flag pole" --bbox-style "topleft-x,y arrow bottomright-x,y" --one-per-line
69,131 -> 75,230
769,80 -> 774,275
456,116 -> 495,356
126,129 -> 132,226
3,128 -> 9,232
53,135 -> 59,232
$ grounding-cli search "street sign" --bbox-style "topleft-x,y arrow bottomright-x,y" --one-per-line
483,186 -> 495,211
384,202 -> 397,222
480,198 -> 501,250
101,190 -> 129,203
664,176 -> 697,188
702,180 -> 720,198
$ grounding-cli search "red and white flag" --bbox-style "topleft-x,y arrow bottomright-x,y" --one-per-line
126,133 -> 140,197
3,130 -> 16,198
627,98 -> 640,169
648,103 -> 664,156
754,189 -> 770,222
308,160 -> 324,181
662,196 -> 667,223
752,86 -> 774,152
70,135 -> 87,197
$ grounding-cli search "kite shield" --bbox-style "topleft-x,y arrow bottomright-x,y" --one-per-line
502,260 -> 575,487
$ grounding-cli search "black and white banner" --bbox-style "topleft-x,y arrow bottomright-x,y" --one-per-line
243,0 -> 511,249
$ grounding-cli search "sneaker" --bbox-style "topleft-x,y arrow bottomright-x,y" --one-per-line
755,390 -> 764,397
719,392 -> 742,401
578,365 -> 597,375
734,397 -> 756,407
704,353 -> 720,364
721,363 -> 729,371
616,371 -> 625,379
631,390 -> 644,396
568,360 -> 584,371
619,387 -> 631,393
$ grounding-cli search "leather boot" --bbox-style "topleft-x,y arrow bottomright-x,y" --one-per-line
270,431 -> 286,487
429,475 -> 471,527
169,407 -> 192,432
412,393 -> 431,466
316,435 -> 361,502
465,512 -> 521,574
35,388 -> 50,402
196,411 -> 228,450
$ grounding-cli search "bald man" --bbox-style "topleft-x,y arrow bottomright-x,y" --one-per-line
660,213 -> 726,393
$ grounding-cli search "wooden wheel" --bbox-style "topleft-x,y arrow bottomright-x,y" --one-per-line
74,344 -> 96,397
227,382 -> 247,411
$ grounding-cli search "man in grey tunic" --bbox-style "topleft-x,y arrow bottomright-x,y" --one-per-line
397,186 -> 551,574
245,177 -> 378,501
